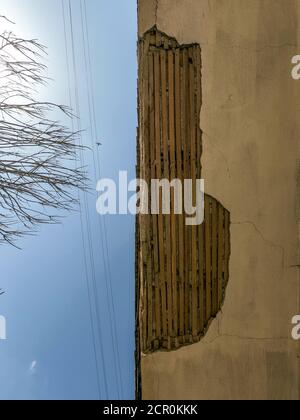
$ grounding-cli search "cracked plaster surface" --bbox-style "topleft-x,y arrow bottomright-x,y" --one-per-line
138,0 -> 300,400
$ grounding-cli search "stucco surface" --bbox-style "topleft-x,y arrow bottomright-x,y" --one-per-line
138,0 -> 300,400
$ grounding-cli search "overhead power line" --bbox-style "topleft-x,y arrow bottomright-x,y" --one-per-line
80,0 -> 124,399
61,0 -> 109,400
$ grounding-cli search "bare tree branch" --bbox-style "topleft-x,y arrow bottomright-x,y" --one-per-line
0,16 -> 15,25
0,18 -> 87,247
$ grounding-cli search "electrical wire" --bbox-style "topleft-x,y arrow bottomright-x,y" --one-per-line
79,0 -> 122,399
62,0 -> 110,399
61,0 -> 102,401
81,0 -> 124,398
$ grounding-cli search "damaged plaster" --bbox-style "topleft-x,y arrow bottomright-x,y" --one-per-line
136,26 -> 231,359
138,0 -> 300,400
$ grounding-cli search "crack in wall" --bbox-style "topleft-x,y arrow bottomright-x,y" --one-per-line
205,333 -> 291,345
232,220 -> 285,269
203,311 -> 292,346
202,130 -> 232,179
154,0 -> 158,25
173,40 -> 299,53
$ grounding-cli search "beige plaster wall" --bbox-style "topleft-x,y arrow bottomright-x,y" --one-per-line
138,0 -> 300,400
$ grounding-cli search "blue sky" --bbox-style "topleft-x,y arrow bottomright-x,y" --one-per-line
0,0 -> 137,400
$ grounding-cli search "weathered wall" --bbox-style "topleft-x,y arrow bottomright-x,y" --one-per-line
138,0 -> 300,400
